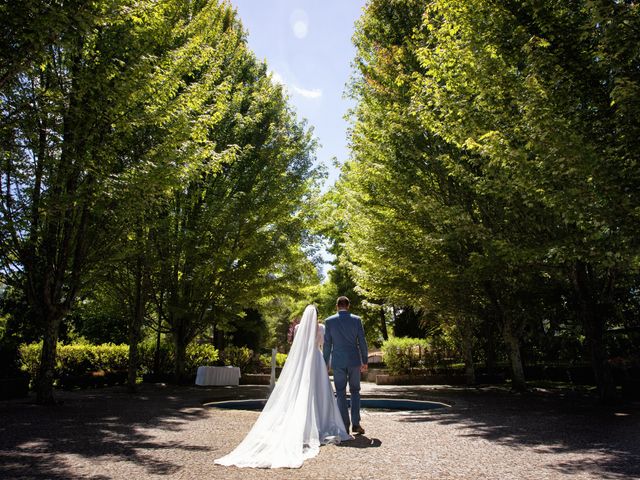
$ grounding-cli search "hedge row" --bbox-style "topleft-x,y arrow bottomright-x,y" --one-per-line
19,343 -> 129,380
381,337 -> 430,375
18,342 -> 220,384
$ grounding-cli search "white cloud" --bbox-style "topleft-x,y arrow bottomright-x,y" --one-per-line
269,70 -> 285,86
292,85 -> 322,99
269,69 -> 321,100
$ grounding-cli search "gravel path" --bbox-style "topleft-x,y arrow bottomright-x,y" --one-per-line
1,383 -> 638,479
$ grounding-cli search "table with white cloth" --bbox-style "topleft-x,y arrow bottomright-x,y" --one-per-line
195,366 -> 241,386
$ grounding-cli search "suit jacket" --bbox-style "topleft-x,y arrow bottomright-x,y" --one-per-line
323,310 -> 368,368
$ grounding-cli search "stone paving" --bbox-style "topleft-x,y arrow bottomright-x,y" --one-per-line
0,382 -> 639,479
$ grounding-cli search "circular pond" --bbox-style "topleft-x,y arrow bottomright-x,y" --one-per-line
205,398 -> 449,411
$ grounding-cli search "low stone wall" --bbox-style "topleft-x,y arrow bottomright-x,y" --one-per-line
376,374 -> 468,386
362,368 -> 386,382
240,374 -> 271,385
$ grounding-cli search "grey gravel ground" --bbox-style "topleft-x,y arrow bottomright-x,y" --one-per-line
1,382 -> 638,480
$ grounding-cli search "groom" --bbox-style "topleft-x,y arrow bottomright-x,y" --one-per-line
323,296 -> 368,435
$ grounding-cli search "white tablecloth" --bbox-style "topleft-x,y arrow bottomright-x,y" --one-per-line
195,366 -> 241,386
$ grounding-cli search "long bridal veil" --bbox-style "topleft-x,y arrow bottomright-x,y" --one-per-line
214,305 -> 350,469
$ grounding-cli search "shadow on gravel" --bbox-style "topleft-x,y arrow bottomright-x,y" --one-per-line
386,386 -> 640,480
337,435 -> 382,449
0,385 -> 214,479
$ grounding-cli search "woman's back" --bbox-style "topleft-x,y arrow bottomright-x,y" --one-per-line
295,322 -> 324,349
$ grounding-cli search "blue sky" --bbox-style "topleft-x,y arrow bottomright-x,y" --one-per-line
229,0 -> 368,188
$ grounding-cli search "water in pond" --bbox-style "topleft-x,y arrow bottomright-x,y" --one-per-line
205,398 -> 449,411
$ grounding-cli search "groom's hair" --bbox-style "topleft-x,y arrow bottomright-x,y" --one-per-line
336,296 -> 350,308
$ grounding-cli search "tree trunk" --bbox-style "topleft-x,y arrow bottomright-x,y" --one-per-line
173,331 -> 187,384
483,316 -> 497,375
380,306 -> 389,341
153,289 -> 165,375
503,317 -> 527,392
582,306 -> 616,403
36,308 -> 65,404
484,282 -> 526,391
571,261 -> 616,403
213,322 -> 225,351
127,256 -> 145,393
154,316 -> 162,376
458,317 -> 476,385
32,44 -> 87,405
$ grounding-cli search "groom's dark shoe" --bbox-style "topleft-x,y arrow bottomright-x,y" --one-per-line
352,425 -> 365,435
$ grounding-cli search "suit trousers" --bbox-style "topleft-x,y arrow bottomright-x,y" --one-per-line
333,365 -> 361,430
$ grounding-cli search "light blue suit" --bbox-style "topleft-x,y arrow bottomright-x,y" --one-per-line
323,310 -> 368,430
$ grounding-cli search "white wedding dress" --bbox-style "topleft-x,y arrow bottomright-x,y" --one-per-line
214,305 -> 351,469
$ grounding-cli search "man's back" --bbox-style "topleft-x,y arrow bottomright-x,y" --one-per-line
323,311 -> 368,368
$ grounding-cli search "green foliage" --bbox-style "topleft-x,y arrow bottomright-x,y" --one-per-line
59,344 -> 129,377
0,312 -> 7,340
393,307 -> 430,339
259,352 -> 288,368
92,344 -> 130,373
138,339 -> 174,376
185,343 -> 219,372
220,345 -> 253,370
19,340 -> 219,382
381,337 -> 430,375
19,342 -> 129,380
129,2 -> 320,377
257,295 -> 313,351
1,0 -> 321,399
339,0 -> 640,397
69,296 -> 129,345
315,186 -> 389,346
225,309 -> 268,351
17,342 -> 42,380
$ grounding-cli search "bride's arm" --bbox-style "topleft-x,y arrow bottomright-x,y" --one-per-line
316,323 -> 325,348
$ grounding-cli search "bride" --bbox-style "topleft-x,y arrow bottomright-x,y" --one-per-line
214,305 -> 352,469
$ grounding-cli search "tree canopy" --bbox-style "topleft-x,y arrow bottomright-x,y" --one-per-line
1,0 -> 320,400
333,0 -> 640,400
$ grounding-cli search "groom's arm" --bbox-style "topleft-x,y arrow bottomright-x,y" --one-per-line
356,317 -> 368,368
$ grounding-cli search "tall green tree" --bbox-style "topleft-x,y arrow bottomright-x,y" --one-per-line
341,0 -> 509,386
315,185 -> 388,346
340,0 -> 639,398
146,30 -> 318,380
417,0 -> 640,401
0,0 -> 317,400
0,0 -> 177,402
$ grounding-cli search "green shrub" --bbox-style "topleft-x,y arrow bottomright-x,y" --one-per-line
185,343 -> 219,374
93,344 -> 129,372
220,345 -> 252,370
18,342 -> 42,380
277,353 -> 288,367
19,342 -> 130,382
19,340 -> 221,383
138,339 -> 173,375
259,352 -> 288,368
138,340 -> 219,376
57,344 -> 95,377
381,337 -> 430,375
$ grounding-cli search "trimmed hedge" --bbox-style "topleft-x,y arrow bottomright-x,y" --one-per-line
19,342 -> 129,380
18,341 -> 219,387
381,337 -> 430,375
